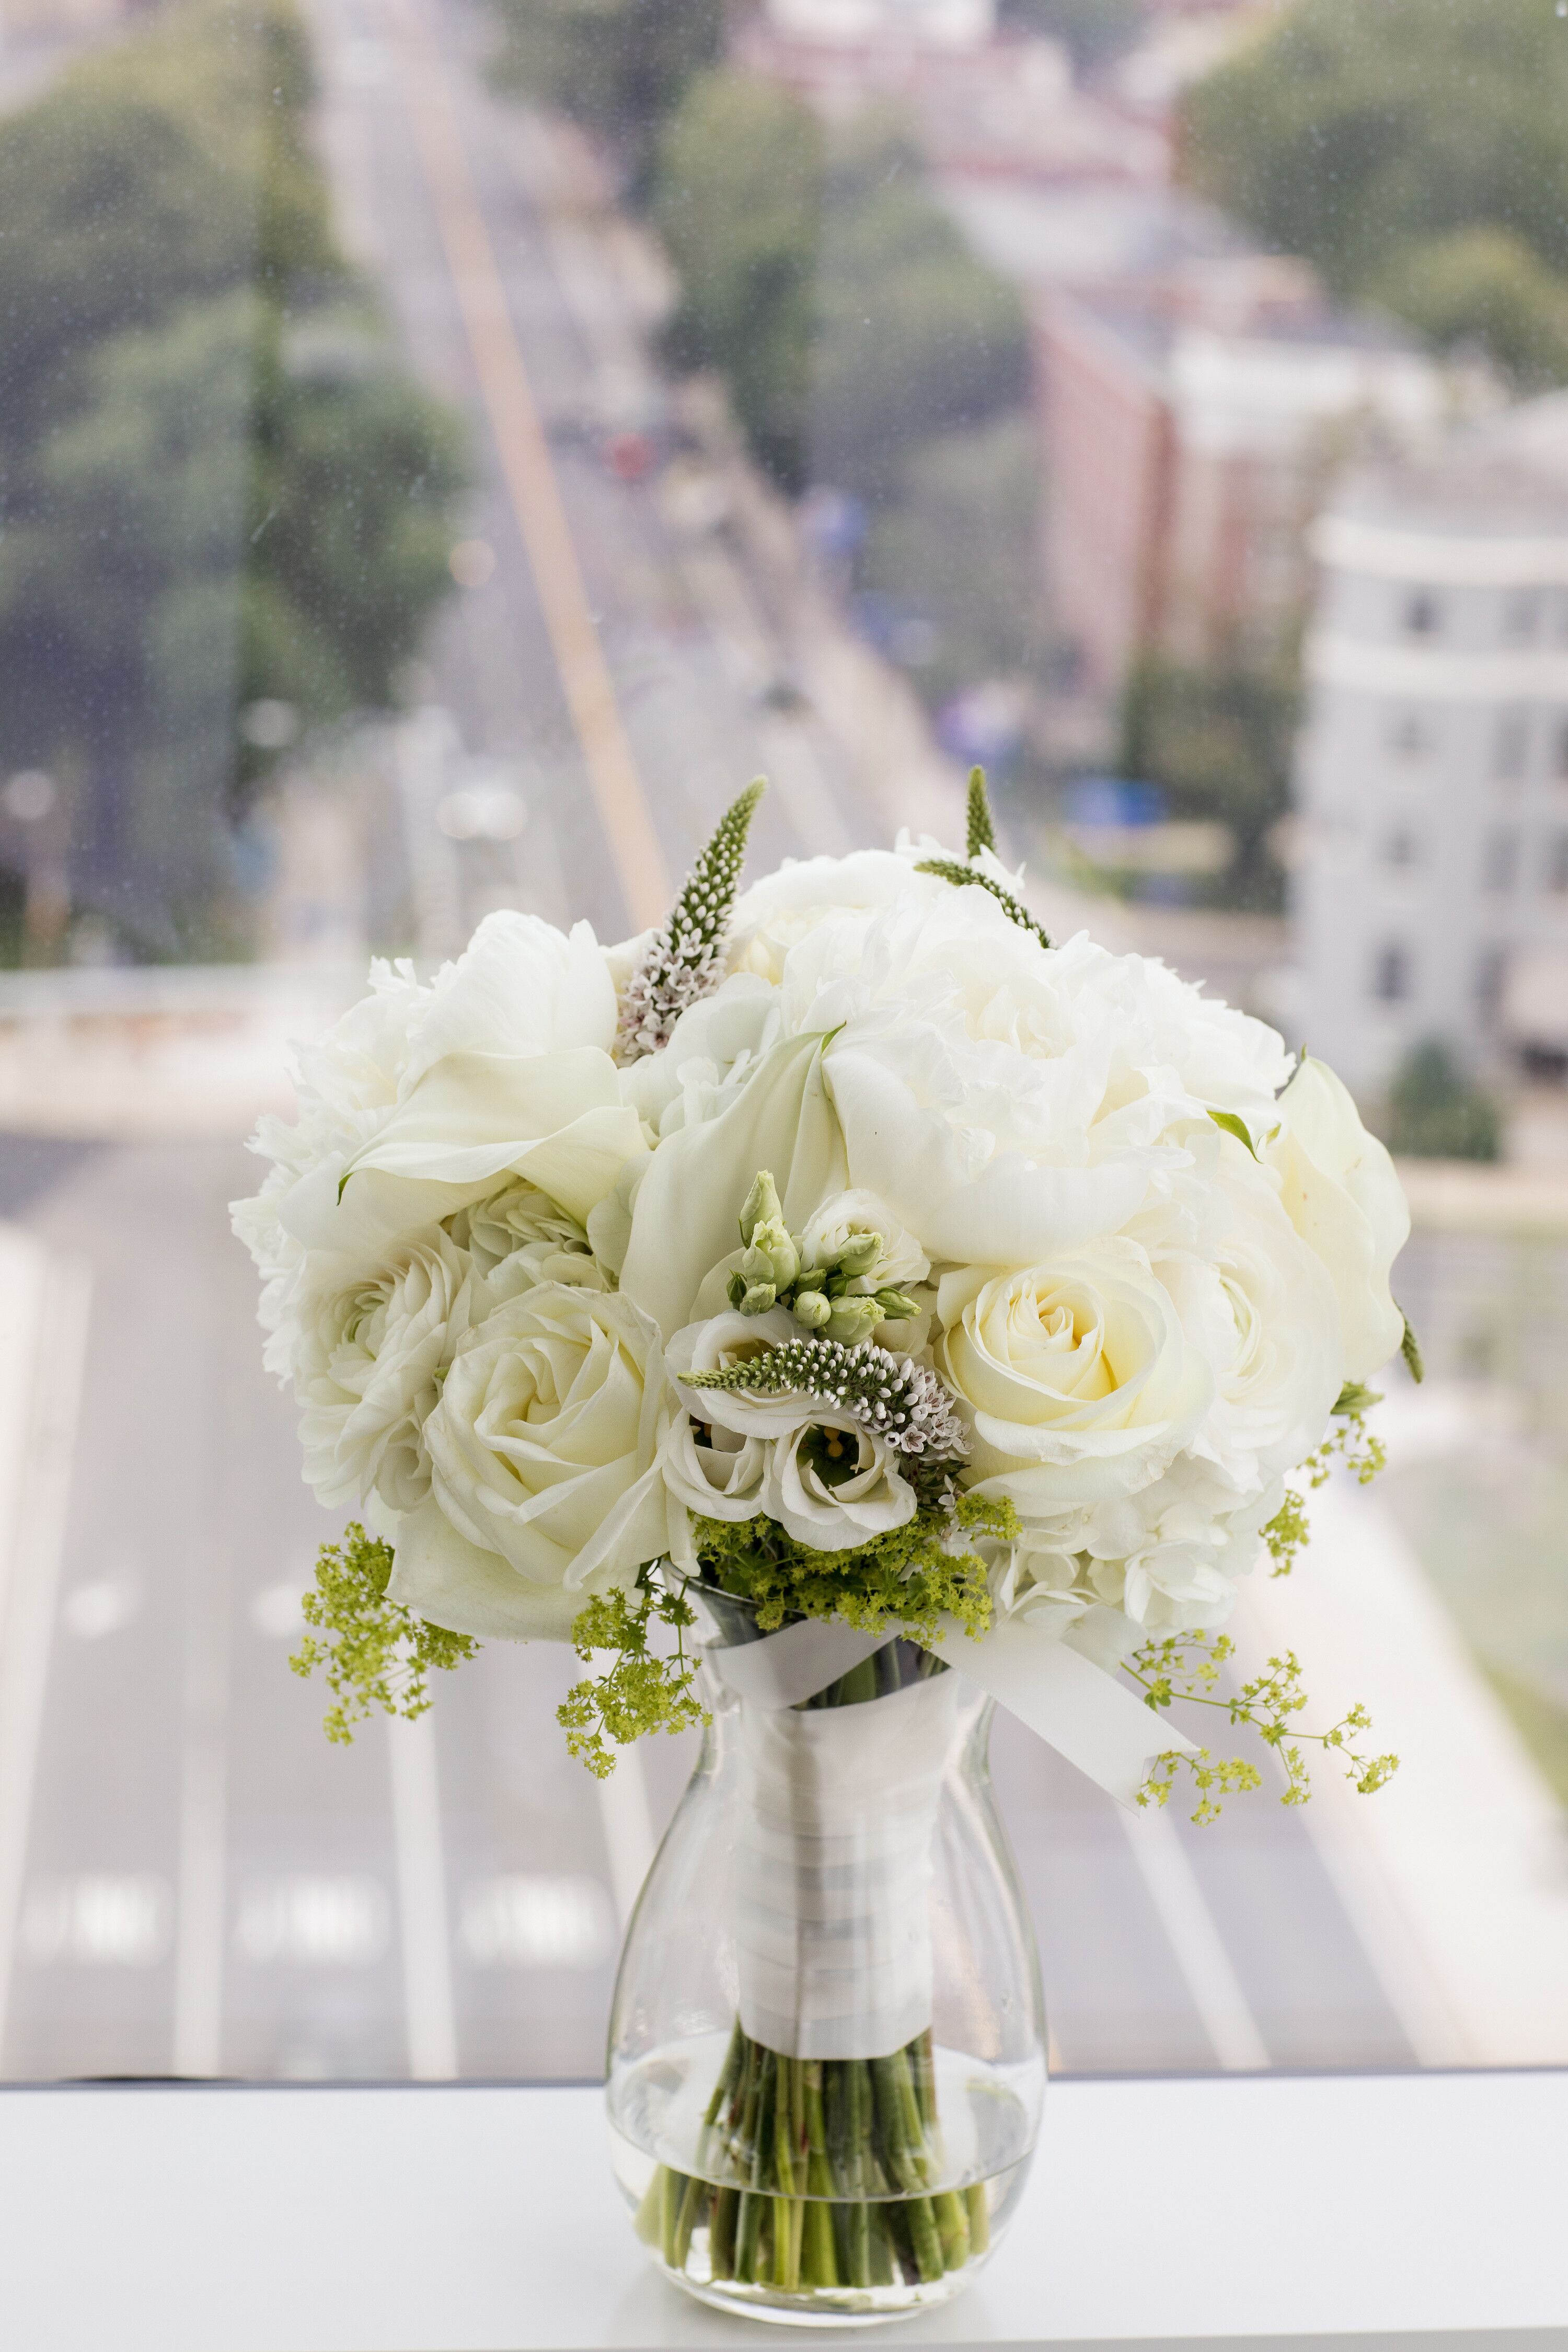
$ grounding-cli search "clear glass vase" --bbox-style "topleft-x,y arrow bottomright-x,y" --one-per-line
606,1591 -> 1046,2327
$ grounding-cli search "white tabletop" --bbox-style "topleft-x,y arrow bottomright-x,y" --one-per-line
1,2070 -> 1564,2350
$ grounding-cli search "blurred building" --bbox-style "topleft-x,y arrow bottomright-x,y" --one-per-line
1294,397 -> 1568,1101
1037,258 -> 1461,709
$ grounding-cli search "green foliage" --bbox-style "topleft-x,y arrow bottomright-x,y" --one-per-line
1130,1633 -> 1399,1825
998,0 -> 1146,66
488,0 -> 722,183
290,1524 -> 479,1744
1207,1109 -> 1260,1161
0,0 -> 467,953
1389,226 -> 1568,390
1400,1310 -> 1425,1387
1386,1039 -> 1500,1163
654,72 -> 825,492
1181,0 -> 1568,386
1263,1393 -> 1387,1577
558,1575 -> 708,1779
858,418 -> 1048,705
692,1492 -> 1013,1644
914,859 -> 1051,950
965,768 -> 997,861
1117,652 -> 1297,912
810,118 -> 1029,509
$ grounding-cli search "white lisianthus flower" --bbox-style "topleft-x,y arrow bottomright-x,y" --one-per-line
797,1190 -> 930,1295
402,1284 -> 675,1640
762,1413 -> 917,1550
1264,1057 -> 1410,1382
665,1308 -> 917,1550
295,1227 -> 471,1513
935,1238 -> 1213,1511
660,1309 -> 793,1525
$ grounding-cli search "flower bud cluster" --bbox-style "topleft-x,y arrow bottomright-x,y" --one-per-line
684,1336 -> 969,1468
728,1170 -> 920,1338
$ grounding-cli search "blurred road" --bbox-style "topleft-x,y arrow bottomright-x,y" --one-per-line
311,0 -> 879,954
0,0 -> 1424,2084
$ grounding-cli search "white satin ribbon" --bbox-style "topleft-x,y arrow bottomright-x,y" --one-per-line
704,1609 -> 1195,1811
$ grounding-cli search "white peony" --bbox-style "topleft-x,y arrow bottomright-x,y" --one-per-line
1264,1057 -> 1409,1383
935,1238 -> 1213,1512
402,1283 -> 675,1640
772,893 -> 1290,1272
294,1226 -> 471,1513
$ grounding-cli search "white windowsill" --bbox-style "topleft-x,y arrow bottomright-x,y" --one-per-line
1,2071 -> 1564,2350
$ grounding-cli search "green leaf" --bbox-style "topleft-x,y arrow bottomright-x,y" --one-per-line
1399,1307 -> 1425,1386
965,766 -> 997,860
1333,1381 -> 1382,1417
914,857 -> 1050,949
1208,1108 -> 1259,1159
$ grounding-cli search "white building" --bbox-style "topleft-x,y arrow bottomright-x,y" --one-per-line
766,0 -> 994,47
1294,398 -> 1568,1100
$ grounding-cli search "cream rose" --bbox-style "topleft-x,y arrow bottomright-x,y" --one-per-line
403,1284 -> 673,1639
935,1238 -> 1213,1511
1264,1058 -> 1409,1383
294,1227 -> 470,1513
451,1177 -> 605,1298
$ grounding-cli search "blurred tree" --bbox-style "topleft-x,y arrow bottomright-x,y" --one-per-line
1384,227 -> 1568,390
654,71 -> 824,491
997,0 -> 1145,67
1119,654 -> 1296,910
811,118 -> 1029,505
858,417 -> 1046,704
0,0 -> 466,957
654,86 -> 1026,498
1182,0 -> 1568,386
488,0 -> 723,186
1386,1039 -> 1500,1162
8,296 -> 464,897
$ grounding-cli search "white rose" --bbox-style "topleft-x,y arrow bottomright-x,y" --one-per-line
294,1227 -> 471,1512
400,1284 -> 675,1640
452,1177 -> 605,1298
935,1238 -> 1213,1511
1133,1140 -> 1342,1501
1264,1057 -> 1409,1382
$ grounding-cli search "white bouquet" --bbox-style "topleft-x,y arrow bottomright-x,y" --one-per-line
235,774 -> 1413,2304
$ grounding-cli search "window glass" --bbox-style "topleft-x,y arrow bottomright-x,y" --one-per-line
2,0 -> 1566,2091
